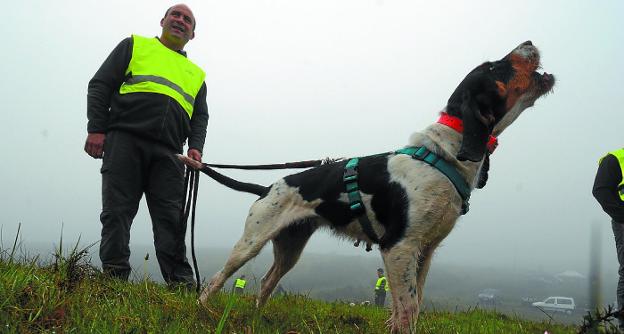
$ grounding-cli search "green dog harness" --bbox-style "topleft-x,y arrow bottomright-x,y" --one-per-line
343,147 -> 472,244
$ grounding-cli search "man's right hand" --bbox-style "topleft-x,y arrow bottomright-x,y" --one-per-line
84,133 -> 106,159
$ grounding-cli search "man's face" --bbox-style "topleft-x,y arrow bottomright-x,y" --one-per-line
160,5 -> 195,46
377,271 -> 382,277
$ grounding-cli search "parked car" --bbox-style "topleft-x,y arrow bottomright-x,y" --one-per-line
477,289 -> 500,304
521,296 -> 538,306
532,296 -> 576,314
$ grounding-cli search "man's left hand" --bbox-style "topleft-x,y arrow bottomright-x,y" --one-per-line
188,148 -> 202,162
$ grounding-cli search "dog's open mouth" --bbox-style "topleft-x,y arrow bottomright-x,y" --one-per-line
512,41 -> 555,96
536,72 -> 555,94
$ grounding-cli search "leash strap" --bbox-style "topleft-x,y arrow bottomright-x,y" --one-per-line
182,167 -> 201,294
395,147 -> 471,214
343,158 -> 380,246
207,159 -> 331,170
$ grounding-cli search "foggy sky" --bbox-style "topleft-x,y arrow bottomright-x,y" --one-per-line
1,0 -> 622,276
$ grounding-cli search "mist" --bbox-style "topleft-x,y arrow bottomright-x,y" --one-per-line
1,0 -> 622,305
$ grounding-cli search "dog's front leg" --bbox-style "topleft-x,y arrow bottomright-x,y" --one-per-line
415,240 -> 442,307
381,242 -> 421,333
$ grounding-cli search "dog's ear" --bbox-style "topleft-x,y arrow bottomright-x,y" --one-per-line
476,153 -> 490,189
457,91 -> 494,162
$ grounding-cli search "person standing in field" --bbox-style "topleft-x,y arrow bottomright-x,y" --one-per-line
593,148 -> 624,329
84,4 -> 208,287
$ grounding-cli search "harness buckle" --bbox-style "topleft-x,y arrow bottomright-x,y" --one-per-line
343,167 -> 358,182
350,200 -> 366,214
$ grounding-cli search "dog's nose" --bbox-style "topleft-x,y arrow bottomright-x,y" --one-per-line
522,40 -> 533,46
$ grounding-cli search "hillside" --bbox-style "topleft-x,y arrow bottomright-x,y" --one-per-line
0,245 -> 585,334
22,241 -> 607,326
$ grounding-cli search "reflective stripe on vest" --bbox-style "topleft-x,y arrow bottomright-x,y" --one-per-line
375,276 -> 389,291
235,278 -> 246,289
119,35 -> 205,118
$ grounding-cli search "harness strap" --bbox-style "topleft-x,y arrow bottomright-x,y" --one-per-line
343,146 -> 472,247
395,147 -> 471,214
343,158 -> 380,245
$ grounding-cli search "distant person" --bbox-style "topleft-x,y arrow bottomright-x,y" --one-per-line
374,268 -> 389,307
84,4 -> 208,287
274,283 -> 286,296
593,148 -> 624,329
233,275 -> 247,294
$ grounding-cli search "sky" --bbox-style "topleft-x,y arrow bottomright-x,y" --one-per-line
1,0 -> 623,278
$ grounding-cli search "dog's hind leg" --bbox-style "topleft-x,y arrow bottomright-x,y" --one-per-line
257,219 -> 317,306
199,210 -> 280,304
381,241 -> 421,333
199,235 -> 268,304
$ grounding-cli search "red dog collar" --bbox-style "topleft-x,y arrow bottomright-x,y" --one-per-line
437,112 -> 498,154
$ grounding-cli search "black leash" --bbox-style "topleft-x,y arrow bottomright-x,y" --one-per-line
206,157 -> 340,170
182,167 -> 201,294
179,156 -> 338,294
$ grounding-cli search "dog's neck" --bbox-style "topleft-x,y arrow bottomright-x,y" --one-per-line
407,114 -> 486,189
437,112 -> 498,154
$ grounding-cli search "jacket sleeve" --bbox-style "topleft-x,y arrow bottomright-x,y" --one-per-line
86,37 -> 132,133
188,82 -> 209,152
592,154 -> 624,222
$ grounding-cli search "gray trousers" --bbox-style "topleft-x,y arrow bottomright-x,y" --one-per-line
99,131 -> 194,285
613,221 -> 624,319
374,291 -> 386,306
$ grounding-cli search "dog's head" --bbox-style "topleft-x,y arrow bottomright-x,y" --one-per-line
446,41 -> 555,162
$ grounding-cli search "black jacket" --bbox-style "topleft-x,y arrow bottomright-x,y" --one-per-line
592,153 -> 624,223
87,37 -> 209,153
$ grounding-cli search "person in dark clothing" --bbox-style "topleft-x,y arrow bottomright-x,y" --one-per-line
593,148 -> 624,329
84,4 -> 208,286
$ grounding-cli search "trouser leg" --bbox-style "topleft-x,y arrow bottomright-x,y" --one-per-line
613,222 -> 624,326
145,148 -> 194,285
375,292 -> 385,306
99,131 -> 144,280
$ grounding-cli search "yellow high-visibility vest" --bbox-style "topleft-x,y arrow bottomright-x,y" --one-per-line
375,276 -> 389,292
600,148 -> 624,201
119,35 -> 205,118
235,278 -> 247,289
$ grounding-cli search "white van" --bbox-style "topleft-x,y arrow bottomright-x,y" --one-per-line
532,296 -> 575,314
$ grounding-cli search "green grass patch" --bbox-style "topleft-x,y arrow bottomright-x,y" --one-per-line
0,243 -> 580,333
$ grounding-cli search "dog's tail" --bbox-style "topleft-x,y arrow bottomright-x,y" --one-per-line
177,155 -> 268,196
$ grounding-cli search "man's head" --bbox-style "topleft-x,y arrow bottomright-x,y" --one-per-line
160,4 -> 196,50
377,268 -> 384,277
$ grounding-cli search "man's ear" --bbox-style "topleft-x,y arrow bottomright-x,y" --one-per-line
190,31 -> 195,40
457,91 -> 493,162
160,18 -> 164,28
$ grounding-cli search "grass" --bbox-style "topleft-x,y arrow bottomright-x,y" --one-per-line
0,240 -> 582,333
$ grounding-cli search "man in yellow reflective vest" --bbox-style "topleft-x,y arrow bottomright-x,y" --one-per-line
374,268 -> 389,307
234,275 -> 247,294
593,148 -> 624,330
84,4 -> 208,287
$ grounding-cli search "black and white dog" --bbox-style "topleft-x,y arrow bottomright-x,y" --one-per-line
180,41 -> 554,332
